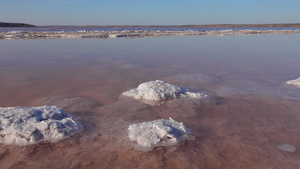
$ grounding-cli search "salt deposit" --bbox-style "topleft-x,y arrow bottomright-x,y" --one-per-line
286,77 -> 300,87
277,144 -> 297,152
122,80 -> 207,104
128,118 -> 191,151
1,29 -> 300,40
0,106 -> 83,145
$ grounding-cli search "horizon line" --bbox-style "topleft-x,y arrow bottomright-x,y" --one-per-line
1,22 -> 300,28
40,23 -> 300,27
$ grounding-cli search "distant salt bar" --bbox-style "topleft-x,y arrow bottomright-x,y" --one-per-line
128,118 -> 191,151
2,29 -> 300,40
122,80 -> 207,104
286,77 -> 300,87
0,106 -> 83,145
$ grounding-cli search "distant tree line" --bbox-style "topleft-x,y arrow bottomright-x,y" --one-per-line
1,22 -> 299,27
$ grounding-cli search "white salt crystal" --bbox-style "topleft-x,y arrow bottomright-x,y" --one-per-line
128,117 -> 191,151
0,106 -> 83,145
286,77 -> 300,87
122,80 -> 206,103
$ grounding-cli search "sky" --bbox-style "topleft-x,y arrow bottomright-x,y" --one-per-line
0,0 -> 300,26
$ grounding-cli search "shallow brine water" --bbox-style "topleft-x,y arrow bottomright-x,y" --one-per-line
0,35 -> 300,168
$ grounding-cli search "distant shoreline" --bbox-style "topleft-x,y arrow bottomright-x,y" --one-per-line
0,22 -> 35,27
1,22 -> 300,28
41,23 -> 300,28
2,29 -> 300,40
175,24 -> 300,27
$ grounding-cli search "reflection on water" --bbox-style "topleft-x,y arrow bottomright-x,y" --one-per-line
0,35 -> 300,168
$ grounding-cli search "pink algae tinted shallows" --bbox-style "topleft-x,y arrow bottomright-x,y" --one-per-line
0,33 -> 300,168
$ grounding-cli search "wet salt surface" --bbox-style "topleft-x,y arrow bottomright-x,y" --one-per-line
0,35 -> 300,168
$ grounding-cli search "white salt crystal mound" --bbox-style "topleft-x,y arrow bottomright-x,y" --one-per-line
286,77 -> 300,87
277,144 -> 297,152
128,118 -> 191,151
122,80 -> 207,102
0,106 -> 83,145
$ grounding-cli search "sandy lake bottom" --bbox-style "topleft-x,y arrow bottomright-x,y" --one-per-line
0,35 -> 300,168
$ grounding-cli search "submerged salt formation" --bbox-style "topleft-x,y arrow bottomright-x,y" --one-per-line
277,144 -> 297,152
0,106 -> 83,145
33,95 -> 101,112
122,80 -> 206,104
286,77 -> 300,87
164,73 -> 221,85
128,118 -> 191,151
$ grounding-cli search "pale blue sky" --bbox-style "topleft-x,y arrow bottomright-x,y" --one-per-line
0,0 -> 299,26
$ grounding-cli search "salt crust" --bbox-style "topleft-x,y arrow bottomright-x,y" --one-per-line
286,77 -> 300,87
128,118 -> 191,151
2,29 -> 300,40
0,106 -> 83,145
122,80 -> 207,102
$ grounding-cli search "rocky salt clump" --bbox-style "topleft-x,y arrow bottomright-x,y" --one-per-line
122,80 -> 207,104
0,106 -> 83,145
128,118 -> 191,151
286,77 -> 300,87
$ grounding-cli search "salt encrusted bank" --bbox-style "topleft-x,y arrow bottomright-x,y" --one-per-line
128,118 -> 191,151
0,106 -> 83,145
286,77 -> 300,87
122,80 -> 207,104
1,29 -> 300,40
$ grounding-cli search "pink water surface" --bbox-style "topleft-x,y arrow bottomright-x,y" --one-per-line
0,35 -> 300,168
